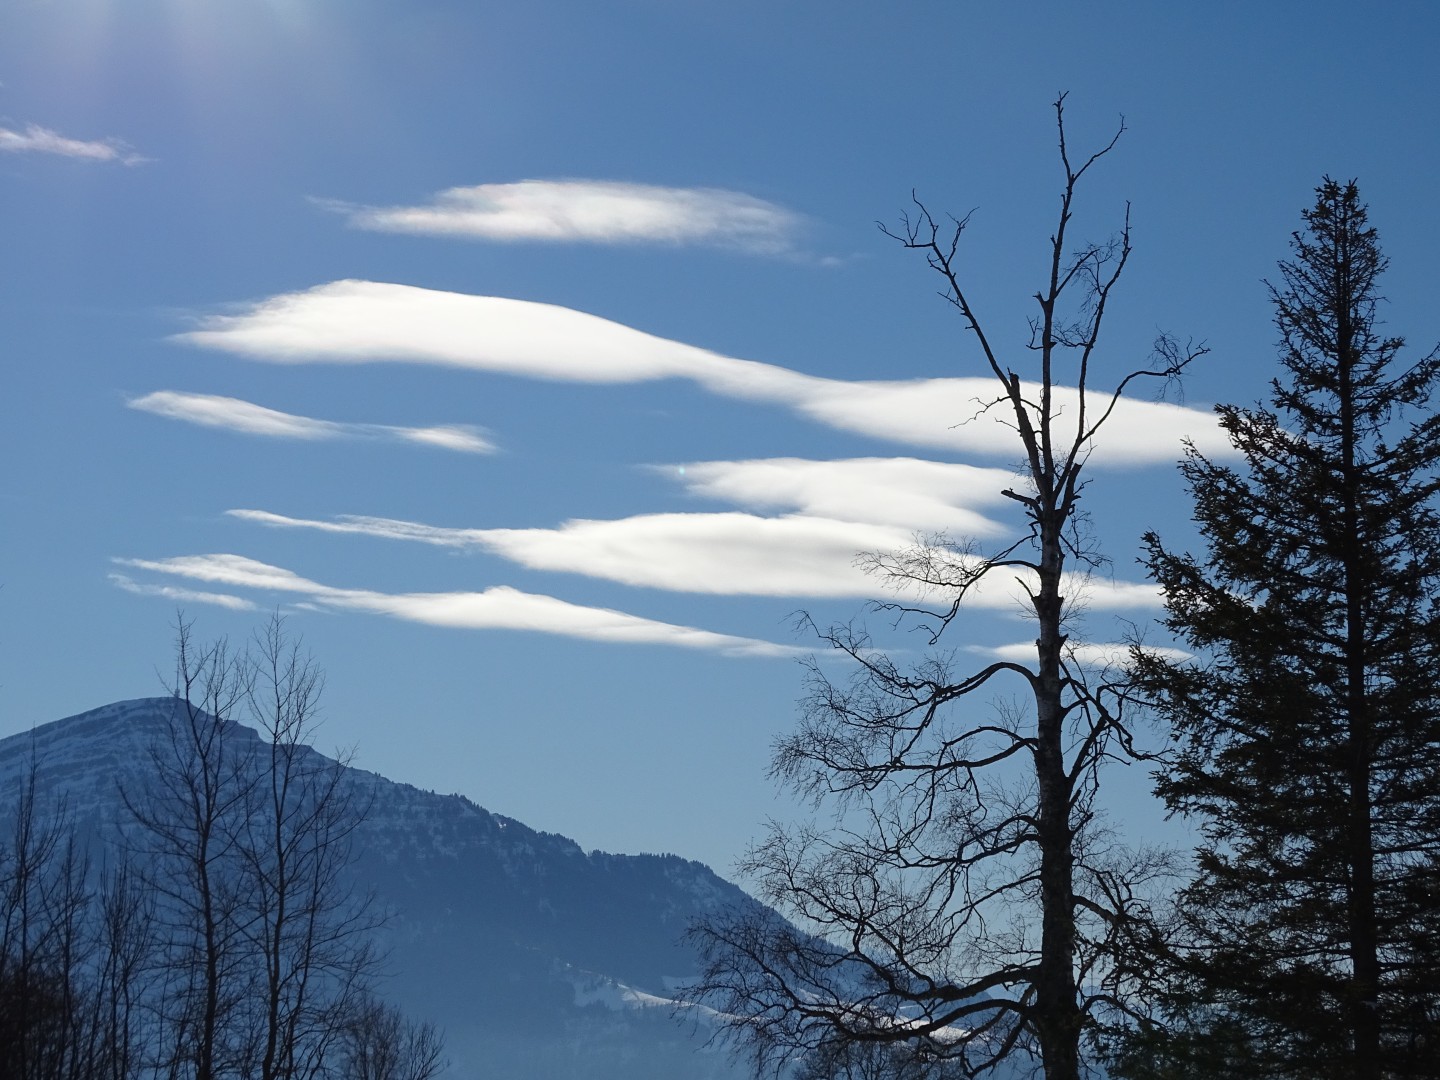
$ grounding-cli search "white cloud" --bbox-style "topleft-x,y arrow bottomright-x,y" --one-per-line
112,554 -> 797,658
228,510 -> 481,548
108,573 -> 258,612
129,391 -> 338,440
321,180 -> 803,254
177,281 -> 1230,464
972,640 -> 1191,668
788,377 -> 1226,466
0,124 -> 144,164
225,506 -> 1163,610
127,390 -> 494,453
663,457 -> 1017,535
222,454 -> 1024,598
391,425 -> 495,453
229,508 -> 908,597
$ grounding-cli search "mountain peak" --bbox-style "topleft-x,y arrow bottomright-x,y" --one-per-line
0,697 -> 762,1078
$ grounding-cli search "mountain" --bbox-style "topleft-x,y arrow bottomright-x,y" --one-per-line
0,698 -> 759,1079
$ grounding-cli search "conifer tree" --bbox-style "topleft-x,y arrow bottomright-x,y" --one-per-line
1133,179 -> 1440,1078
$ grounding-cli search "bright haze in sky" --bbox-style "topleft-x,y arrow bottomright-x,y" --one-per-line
2,1 -> 1437,875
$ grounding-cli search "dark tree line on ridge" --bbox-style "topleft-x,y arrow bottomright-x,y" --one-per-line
0,617 -> 445,1080
688,107 -> 1440,1080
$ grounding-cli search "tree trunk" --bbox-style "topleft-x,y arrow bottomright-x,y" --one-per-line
1338,268 -> 1382,1080
1035,503 -> 1080,1080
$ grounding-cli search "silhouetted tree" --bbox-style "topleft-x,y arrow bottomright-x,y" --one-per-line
0,763 -> 99,1080
0,618 -> 442,1080
125,623 -> 255,1080
124,616 -> 412,1080
1129,179 -> 1440,1079
339,997 -> 446,1080
241,616 -> 380,1080
90,860 -> 157,1080
689,97 -> 1201,1080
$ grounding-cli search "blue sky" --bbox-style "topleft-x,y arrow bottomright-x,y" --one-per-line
2,0 -> 1438,875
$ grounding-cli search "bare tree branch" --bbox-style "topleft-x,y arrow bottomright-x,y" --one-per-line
686,97 -> 1193,1080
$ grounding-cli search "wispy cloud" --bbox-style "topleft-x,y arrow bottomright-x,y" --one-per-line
217,454 -> 1021,598
971,641 -> 1192,668
225,506 -> 1163,609
108,573 -> 258,612
0,124 -> 145,165
112,555 -> 797,658
319,180 -> 804,255
127,390 -> 495,454
662,457 -> 1018,535
177,281 -> 1230,464
229,508 -> 907,597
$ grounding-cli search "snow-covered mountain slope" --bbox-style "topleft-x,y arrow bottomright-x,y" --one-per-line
0,698 -> 760,1079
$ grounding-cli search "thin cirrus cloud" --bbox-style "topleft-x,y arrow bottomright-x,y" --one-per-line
0,123 -> 145,165
108,573 -> 258,612
319,179 -> 804,255
112,555 -> 798,658
176,280 -> 1232,464
127,390 -> 495,454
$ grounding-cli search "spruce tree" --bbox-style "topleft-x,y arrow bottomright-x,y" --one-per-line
1133,179 -> 1440,1078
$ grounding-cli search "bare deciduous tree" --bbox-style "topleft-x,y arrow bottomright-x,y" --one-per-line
688,96 -> 1201,1080
0,758 -> 153,1080
0,762 -> 82,1080
124,615 -> 411,1080
0,616 -> 442,1080
91,860 -> 157,1080
340,997 -> 447,1080
241,616 -> 381,1080
124,623 -> 255,1080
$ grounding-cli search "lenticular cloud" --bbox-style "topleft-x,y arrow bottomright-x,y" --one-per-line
223,506 -> 1162,609
323,179 -> 803,254
127,391 -> 494,453
178,280 -> 1230,463
112,554 -> 798,658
